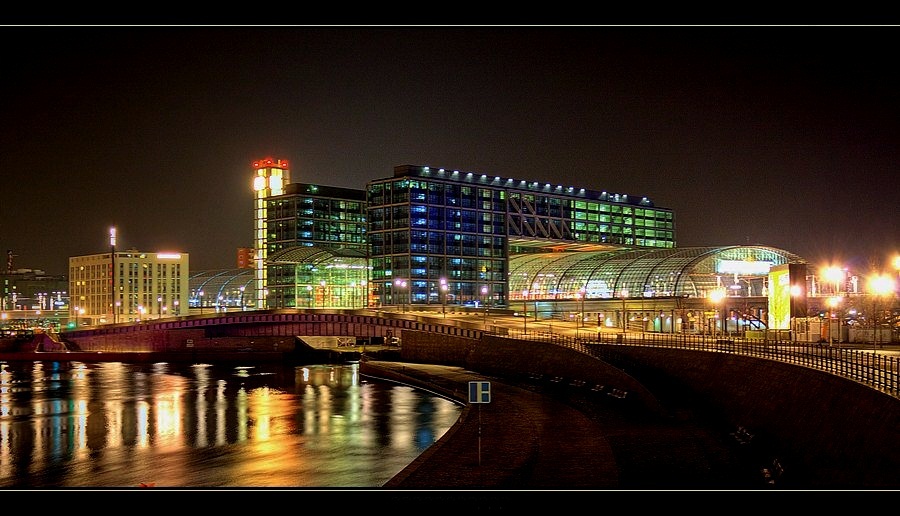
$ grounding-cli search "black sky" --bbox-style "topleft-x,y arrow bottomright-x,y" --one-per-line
1,25 -> 897,276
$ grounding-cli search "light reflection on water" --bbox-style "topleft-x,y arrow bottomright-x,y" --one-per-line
0,360 -> 462,488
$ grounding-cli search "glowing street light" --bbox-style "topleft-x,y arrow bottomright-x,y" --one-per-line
823,266 -> 845,295
481,285 -> 489,330
522,289 -> 529,334
394,278 -> 407,312
709,288 -> 727,338
320,280 -> 327,309
867,273 -> 896,352
827,296 -> 842,346
578,287 -> 586,328
199,291 -> 205,315
440,278 -> 448,318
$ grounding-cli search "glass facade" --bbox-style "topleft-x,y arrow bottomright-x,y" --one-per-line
507,246 -> 805,301
266,247 -> 369,309
366,165 -> 677,308
189,268 -> 255,312
263,183 -> 367,309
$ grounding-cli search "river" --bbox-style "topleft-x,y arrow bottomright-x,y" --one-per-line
0,359 -> 462,488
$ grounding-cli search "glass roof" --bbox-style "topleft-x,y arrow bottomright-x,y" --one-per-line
189,268 -> 255,307
508,246 -> 806,300
266,246 -> 367,265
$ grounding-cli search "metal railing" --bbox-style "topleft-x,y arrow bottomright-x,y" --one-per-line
493,328 -> 899,399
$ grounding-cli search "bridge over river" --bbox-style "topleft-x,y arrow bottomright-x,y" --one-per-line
40,309 -> 490,355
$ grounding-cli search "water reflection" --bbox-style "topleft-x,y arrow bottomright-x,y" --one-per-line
0,360 -> 461,488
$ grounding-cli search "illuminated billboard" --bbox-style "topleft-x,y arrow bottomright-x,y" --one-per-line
768,265 -> 791,329
768,263 -> 808,330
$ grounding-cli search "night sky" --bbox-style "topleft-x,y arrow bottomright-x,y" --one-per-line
1,25 -> 897,276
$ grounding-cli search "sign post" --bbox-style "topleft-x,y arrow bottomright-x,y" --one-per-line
468,381 -> 491,466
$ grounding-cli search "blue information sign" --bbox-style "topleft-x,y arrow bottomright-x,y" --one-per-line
468,381 -> 491,404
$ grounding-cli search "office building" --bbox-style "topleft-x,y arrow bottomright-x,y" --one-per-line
68,249 -> 189,326
365,164 -> 676,308
252,157 -> 368,309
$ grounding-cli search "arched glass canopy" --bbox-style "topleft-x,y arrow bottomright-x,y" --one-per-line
508,246 -> 806,301
189,268 -> 255,310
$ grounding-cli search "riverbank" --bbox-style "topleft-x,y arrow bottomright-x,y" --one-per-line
361,359 -> 764,492
0,345 -> 400,365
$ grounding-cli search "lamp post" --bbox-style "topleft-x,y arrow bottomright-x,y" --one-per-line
239,286 -> 245,311
173,299 -> 179,317
522,289 -> 529,334
394,279 -> 407,312
320,280 -> 327,309
578,287 -> 586,328
199,291 -> 205,315
306,285 -> 313,308
620,289 -> 628,335
827,296 -> 841,346
868,273 -> 896,352
481,285 -> 489,330
157,296 -> 163,319
709,288 -> 726,339
823,266 -> 845,345
440,278 -> 448,318
114,300 -> 121,324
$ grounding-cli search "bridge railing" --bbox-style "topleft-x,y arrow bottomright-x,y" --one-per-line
494,328 -> 899,399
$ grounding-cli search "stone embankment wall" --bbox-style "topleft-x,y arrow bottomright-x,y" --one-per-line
398,330 -> 900,488
37,329 -> 297,353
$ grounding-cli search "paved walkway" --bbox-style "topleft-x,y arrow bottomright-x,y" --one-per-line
361,360 -> 760,495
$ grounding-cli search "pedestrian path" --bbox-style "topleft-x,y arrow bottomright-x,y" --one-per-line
361,360 -> 758,492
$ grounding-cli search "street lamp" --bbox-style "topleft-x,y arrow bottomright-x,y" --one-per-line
199,291 -> 205,315
114,300 -> 121,324
620,289 -> 629,334
320,280 -> 327,309
440,278 -> 448,318
306,285 -> 313,308
394,279 -> 407,312
481,285 -> 488,330
578,287 -> 586,328
239,286 -> 245,311
827,296 -> 841,346
522,289 -> 529,334
173,299 -> 179,316
868,273 -> 896,352
709,288 -> 726,339
157,296 -> 163,319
